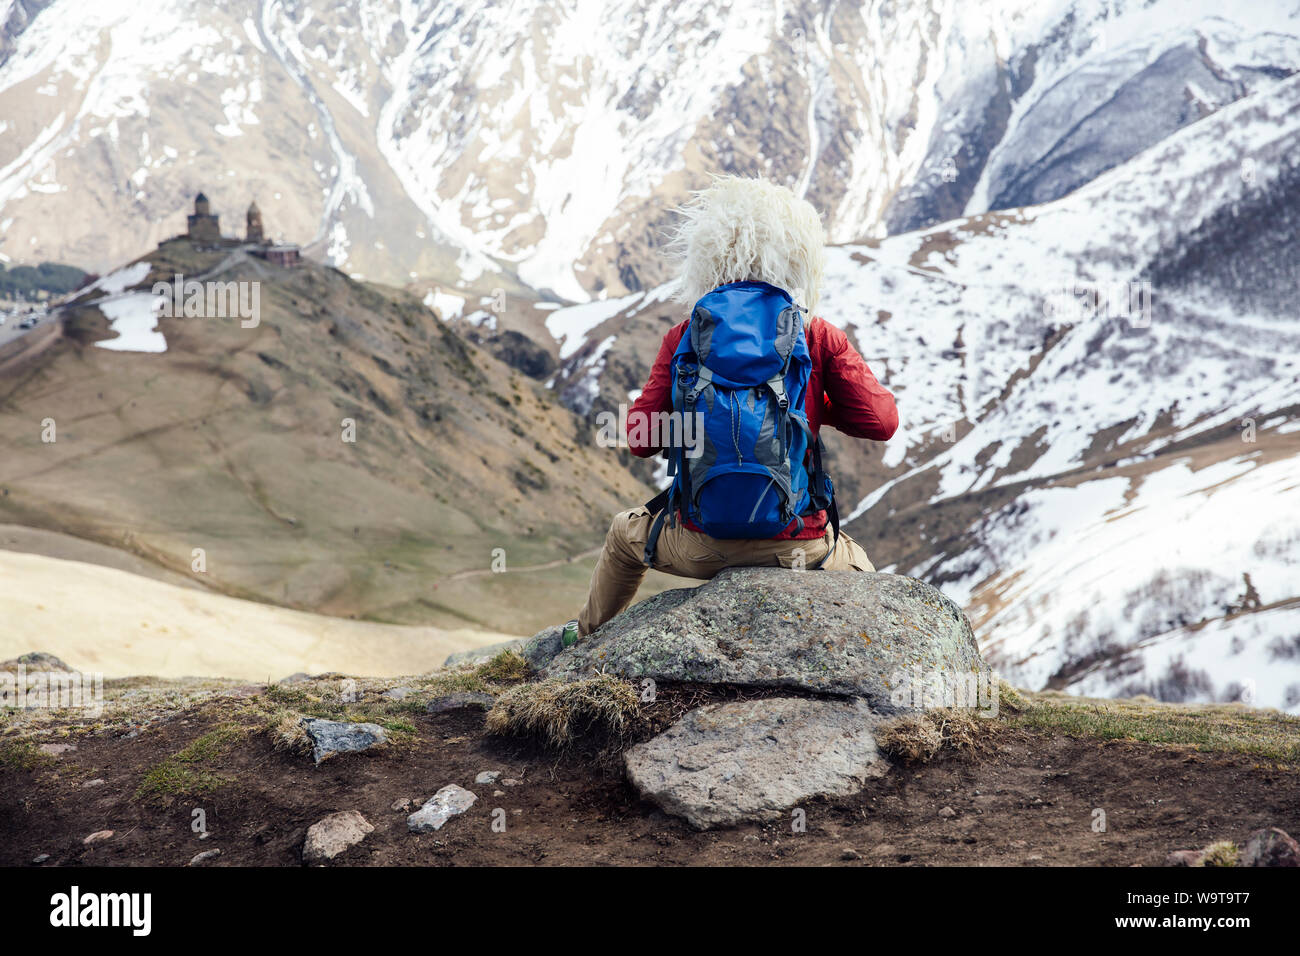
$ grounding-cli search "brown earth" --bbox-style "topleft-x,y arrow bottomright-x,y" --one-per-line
4,699 -> 1296,867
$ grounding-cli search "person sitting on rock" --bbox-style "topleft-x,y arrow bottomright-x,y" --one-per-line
572,175 -> 898,641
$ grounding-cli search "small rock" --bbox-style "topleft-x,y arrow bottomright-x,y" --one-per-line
501,778 -> 522,787
493,790 -> 505,797
2,652 -> 73,673
1166,849 -> 1205,867
840,847 -> 861,861
521,625 -> 565,670
81,778 -> 105,788
475,770 -> 502,785
83,830 -> 113,845
425,692 -> 495,714
1242,827 -> 1300,867
391,798 -> 412,812
382,686 -> 415,701
407,785 -> 477,833
938,806 -> 956,818
38,743 -> 76,756
32,854 -> 49,865
303,810 -> 374,864
302,718 -> 387,765
188,849 -> 222,866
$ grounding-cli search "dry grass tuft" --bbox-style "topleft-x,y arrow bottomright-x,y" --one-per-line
876,708 -> 991,764
485,675 -> 641,749
1199,841 -> 1239,867
473,650 -> 530,685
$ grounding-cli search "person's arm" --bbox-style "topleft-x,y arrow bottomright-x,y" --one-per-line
819,321 -> 898,440
626,321 -> 686,457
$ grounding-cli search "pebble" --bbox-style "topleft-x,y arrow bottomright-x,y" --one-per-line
938,806 -> 956,818
83,830 -> 113,845
475,770 -> 502,785
189,849 -> 222,866
407,785 -> 477,833
303,811 -> 374,863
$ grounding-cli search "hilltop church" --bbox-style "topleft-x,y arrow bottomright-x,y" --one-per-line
184,192 -> 299,267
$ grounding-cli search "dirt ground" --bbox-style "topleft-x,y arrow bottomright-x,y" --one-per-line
3,702 -> 1297,867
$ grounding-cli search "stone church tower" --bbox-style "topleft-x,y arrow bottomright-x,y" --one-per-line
186,192 -> 221,242
246,201 -> 264,243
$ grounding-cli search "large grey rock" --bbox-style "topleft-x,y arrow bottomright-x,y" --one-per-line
302,718 -> 387,765
625,696 -> 887,829
303,810 -> 374,863
407,785 -> 477,832
443,638 -> 525,668
545,568 -> 985,711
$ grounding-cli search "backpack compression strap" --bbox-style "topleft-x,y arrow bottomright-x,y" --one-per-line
642,486 -> 672,567
790,417 -> 840,570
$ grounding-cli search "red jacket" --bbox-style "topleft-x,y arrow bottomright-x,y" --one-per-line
628,315 -> 898,539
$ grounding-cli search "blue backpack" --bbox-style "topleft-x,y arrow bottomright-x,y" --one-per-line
642,281 -> 837,566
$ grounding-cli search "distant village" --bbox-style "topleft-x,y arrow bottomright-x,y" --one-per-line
186,192 -> 301,267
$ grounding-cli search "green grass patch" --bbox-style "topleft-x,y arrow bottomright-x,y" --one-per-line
134,722 -> 249,801
1005,690 -> 1300,762
0,738 -> 55,771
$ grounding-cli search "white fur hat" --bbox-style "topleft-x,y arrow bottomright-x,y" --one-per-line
668,175 -> 827,313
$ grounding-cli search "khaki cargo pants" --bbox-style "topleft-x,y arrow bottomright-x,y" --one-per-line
577,505 -> 876,636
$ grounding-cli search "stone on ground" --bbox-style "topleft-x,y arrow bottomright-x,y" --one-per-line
302,718 -> 387,765
426,691 -> 495,714
303,810 -> 374,863
407,785 -> 477,833
1,651 -> 73,673
544,568 -> 985,711
624,696 -> 887,829
1243,827 -> 1300,867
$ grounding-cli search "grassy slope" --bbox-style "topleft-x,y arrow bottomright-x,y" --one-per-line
0,239 -> 655,634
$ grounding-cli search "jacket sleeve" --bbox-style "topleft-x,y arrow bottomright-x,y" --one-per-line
819,321 -> 899,441
626,321 -> 686,458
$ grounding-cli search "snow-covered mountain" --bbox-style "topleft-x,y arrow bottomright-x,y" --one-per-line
3,0 -> 1297,296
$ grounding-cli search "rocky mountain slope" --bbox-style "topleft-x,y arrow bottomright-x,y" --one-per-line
2,0 -> 1296,298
